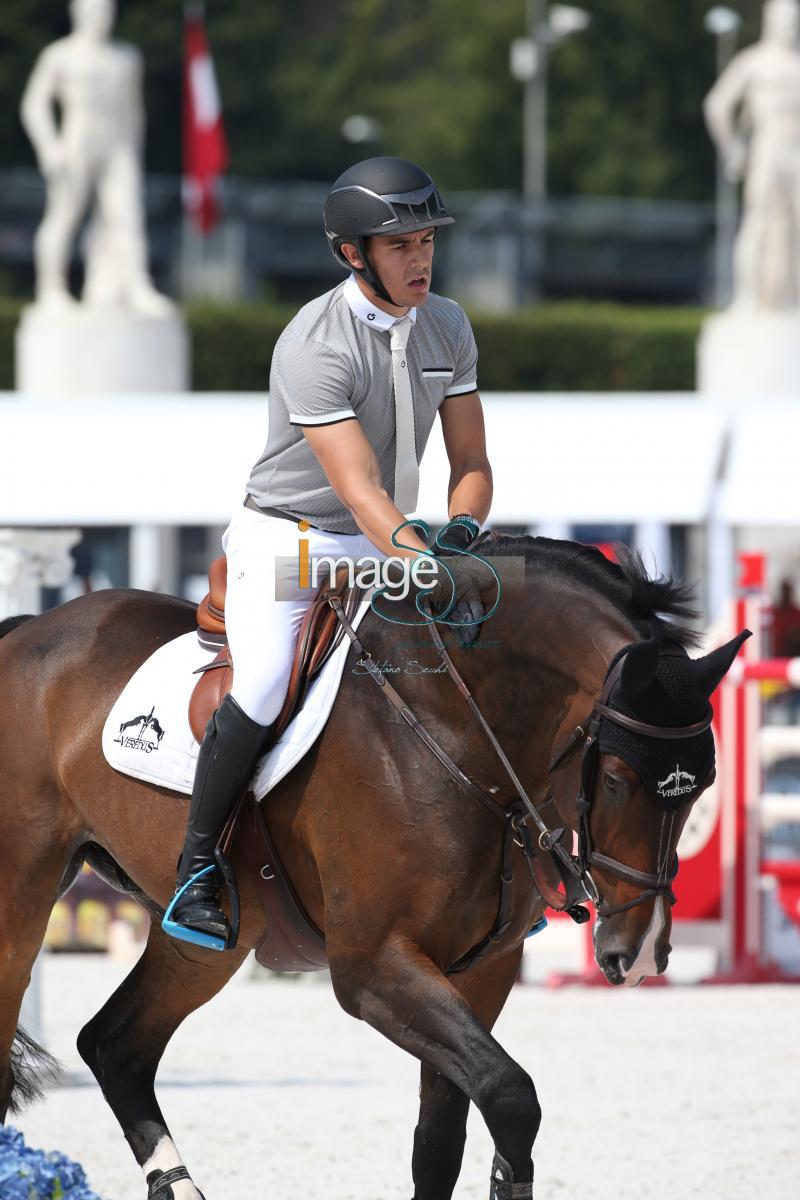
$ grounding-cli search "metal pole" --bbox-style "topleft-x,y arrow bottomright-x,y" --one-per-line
634,520 -> 672,578
714,27 -> 740,307
181,0 -> 206,300
523,0 -> 549,204
518,0 -> 549,302
181,210 -> 206,300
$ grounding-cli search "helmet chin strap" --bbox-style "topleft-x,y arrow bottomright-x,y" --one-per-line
352,238 -> 401,309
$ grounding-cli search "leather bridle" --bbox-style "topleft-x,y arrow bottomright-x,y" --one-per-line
550,650 -> 714,919
327,587 -> 714,961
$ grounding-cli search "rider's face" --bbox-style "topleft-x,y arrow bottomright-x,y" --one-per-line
343,228 -> 436,313
71,0 -> 115,39
765,0 -> 800,46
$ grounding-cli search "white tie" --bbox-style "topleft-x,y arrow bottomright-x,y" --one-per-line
390,316 -> 418,514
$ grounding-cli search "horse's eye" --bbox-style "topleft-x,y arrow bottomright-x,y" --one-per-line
602,771 -> 621,793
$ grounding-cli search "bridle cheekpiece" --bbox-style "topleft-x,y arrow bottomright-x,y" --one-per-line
565,647 -> 714,919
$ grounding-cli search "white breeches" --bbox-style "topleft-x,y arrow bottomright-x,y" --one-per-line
221,502 -> 387,727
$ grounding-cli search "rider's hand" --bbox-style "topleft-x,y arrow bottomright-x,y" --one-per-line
432,514 -> 481,557
376,549 -> 487,645
419,555 -> 486,646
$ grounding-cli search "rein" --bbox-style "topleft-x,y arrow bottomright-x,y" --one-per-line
326,589 -> 591,944
325,586 -> 714,962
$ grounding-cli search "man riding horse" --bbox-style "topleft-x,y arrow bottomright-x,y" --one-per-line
166,156 -> 495,948
0,155 -> 753,1200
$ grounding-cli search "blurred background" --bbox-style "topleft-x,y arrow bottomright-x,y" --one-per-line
2,0 -> 800,980
0,0 -> 755,309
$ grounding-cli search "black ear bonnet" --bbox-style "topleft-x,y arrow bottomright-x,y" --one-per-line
597,632 -> 750,811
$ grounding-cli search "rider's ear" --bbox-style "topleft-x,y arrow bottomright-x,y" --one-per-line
340,241 -> 364,270
693,629 -> 752,697
618,637 -> 660,698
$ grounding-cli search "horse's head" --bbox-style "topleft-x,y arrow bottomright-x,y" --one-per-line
584,630 -> 750,987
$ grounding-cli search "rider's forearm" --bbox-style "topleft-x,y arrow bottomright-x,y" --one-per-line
447,457 -> 493,526
345,484 -> 432,559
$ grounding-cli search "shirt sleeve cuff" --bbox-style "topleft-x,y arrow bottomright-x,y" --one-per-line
444,381 -> 478,397
288,408 -> 356,426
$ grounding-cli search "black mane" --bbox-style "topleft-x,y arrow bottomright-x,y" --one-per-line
470,533 -> 700,647
0,615 -> 34,641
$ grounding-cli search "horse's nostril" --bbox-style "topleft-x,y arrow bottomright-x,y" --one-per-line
600,952 -> 631,986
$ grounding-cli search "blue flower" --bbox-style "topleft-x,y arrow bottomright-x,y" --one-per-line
0,1125 -> 104,1199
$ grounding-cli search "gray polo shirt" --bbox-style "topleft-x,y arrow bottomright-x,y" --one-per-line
246,274 -> 478,535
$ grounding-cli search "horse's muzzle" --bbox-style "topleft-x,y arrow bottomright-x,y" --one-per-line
598,951 -> 631,986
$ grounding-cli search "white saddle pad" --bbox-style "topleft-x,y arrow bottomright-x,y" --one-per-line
102,596 -> 375,800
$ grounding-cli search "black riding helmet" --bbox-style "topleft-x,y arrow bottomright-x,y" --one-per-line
323,156 -> 455,305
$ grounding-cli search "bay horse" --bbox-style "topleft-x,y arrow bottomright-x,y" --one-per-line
0,536 -> 745,1199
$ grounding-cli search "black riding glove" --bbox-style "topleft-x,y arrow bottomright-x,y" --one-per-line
420,554 -> 486,646
374,526 -> 487,646
432,514 -> 481,556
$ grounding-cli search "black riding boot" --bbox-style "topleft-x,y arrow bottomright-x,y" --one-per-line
170,694 -> 273,942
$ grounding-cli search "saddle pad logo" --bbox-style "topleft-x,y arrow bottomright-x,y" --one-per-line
114,705 -> 166,754
657,763 -> 696,800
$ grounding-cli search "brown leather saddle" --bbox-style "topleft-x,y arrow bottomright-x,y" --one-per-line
189,554 -> 365,972
189,554 -> 363,744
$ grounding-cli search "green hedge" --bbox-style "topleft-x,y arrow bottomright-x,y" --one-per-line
189,303 -> 294,393
0,298 -> 20,390
0,297 -> 704,393
470,303 -> 703,392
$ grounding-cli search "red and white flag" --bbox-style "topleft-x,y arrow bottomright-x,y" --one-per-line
183,5 -> 229,234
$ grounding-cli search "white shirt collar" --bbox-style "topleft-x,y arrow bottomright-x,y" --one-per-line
343,273 -> 417,331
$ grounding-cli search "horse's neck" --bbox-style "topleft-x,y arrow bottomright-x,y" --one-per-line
526,589 -> 635,825
351,583 -> 634,792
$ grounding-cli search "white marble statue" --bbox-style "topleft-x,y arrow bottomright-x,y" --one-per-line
20,0 -> 173,316
704,0 -> 800,310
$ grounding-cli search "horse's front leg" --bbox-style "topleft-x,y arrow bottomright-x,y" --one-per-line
330,940 -> 538,1199
411,947 -> 524,1200
412,1067 -> 470,1199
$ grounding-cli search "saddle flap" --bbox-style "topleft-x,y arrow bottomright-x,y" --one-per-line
232,796 -> 328,972
188,648 -> 232,743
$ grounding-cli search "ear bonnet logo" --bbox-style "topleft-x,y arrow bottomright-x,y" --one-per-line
657,763 -> 697,800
